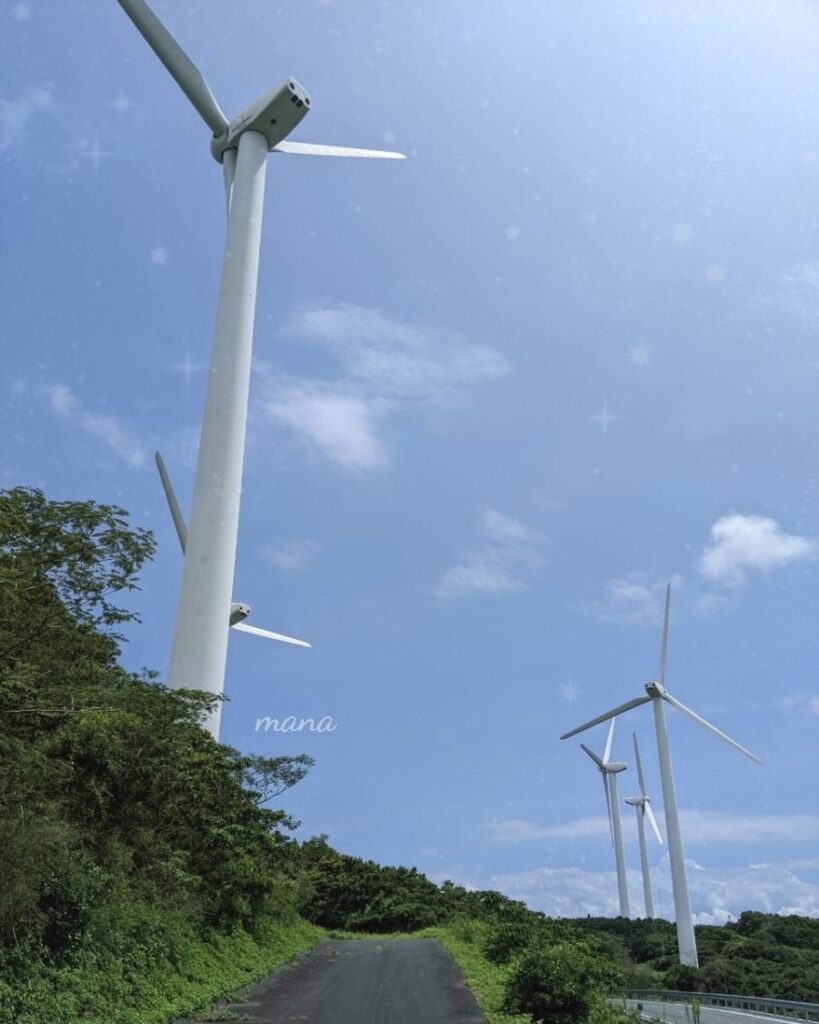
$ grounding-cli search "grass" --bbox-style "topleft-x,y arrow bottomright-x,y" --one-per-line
418,923 -> 530,1024
1,916 -> 324,1024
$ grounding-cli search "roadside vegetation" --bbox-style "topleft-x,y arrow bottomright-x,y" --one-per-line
0,486 -> 814,1023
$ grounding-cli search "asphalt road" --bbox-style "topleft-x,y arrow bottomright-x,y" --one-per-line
188,938 -> 487,1023
627,998 -> 809,1024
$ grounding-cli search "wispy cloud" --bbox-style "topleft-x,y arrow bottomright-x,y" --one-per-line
487,811 -> 819,844
700,514 -> 816,587
264,539 -> 321,573
1,86 -> 53,151
434,508 -> 546,600
256,304 -> 510,473
487,856 -> 819,920
47,384 -> 148,468
768,260 -> 819,328
575,575 -> 676,626
781,693 -> 819,718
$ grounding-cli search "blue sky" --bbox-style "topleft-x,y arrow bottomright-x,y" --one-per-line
3,0 -> 819,921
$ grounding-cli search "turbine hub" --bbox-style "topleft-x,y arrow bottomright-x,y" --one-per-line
645,680 -> 665,698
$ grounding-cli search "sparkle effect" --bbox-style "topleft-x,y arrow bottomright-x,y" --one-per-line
172,349 -> 205,390
592,400 -> 621,436
629,343 -> 651,368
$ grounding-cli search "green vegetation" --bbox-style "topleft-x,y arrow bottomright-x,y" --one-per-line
0,488 -> 322,1023
568,914 -> 819,1001
1,484 -> 814,1023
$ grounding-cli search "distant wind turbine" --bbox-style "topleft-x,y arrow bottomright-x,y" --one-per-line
580,718 -> 631,918
155,452 -> 309,648
112,0 -> 404,737
560,583 -> 762,967
624,733 -> 663,919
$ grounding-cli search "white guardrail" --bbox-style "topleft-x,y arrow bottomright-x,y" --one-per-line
614,989 -> 819,1023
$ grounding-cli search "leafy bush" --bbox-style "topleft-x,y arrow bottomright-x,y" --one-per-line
504,939 -> 622,1024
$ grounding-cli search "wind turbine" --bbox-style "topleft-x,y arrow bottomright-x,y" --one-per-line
155,452 -> 309,648
113,0 -> 404,738
624,733 -> 663,919
560,583 -> 762,967
580,718 -> 631,918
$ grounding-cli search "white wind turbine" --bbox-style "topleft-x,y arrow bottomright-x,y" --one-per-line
624,733 -> 663,919
113,0 -> 404,738
155,452 -> 309,648
560,583 -> 762,967
580,718 -> 631,918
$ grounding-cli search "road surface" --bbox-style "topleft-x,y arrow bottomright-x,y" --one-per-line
185,937 -> 486,1023
627,998 -> 810,1024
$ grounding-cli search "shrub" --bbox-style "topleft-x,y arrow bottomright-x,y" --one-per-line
504,940 -> 622,1024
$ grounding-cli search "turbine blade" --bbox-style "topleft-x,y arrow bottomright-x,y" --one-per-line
603,773 -> 614,844
603,718 -> 615,764
272,140 -> 406,159
658,582 -> 671,685
231,621 -> 311,648
580,743 -> 605,770
560,695 -> 652,740
116,0 -> 229,135
633,733 -> 646,798
155,452 -> 188,553
644,801 -> 664,844
662,691 -> 762,765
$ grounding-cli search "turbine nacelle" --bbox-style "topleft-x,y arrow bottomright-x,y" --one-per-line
645,680 -> 665,699
229,602 -> 251,626
211,79 -> 311,162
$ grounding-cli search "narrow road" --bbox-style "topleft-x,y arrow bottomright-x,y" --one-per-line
189,938 -> 486,1023
627,998 -> 811,1024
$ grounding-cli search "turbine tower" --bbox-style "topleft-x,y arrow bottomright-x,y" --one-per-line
113,0 -> 404,737
155,452 -> 310,649
624,733 -> 663,919
580,718 -> 630,918
560,583 -> 762,967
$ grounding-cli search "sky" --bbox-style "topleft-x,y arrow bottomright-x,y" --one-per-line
2,0 -> 819,923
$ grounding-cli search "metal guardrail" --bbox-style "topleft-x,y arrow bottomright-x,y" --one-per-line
614,989 -> 819,1022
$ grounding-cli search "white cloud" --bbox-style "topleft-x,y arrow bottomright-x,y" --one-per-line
700,514 -> 816,587
487,810 -> 819,845
264,539 -> 320,572
150,246 -> 168,265
261,380 -> 388,473
255,304 -> 509,473
575,575 -> 675,626
1,86 -> 53,151
435,508 -> 546,600
47,385 -> 148,468
488,857 -> 819,920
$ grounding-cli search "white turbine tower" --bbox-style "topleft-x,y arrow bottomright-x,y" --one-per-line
560,583 -> 761,968
624,733 -> 663,919
580,718 -> 631,918
155,452 -> 310,648
113,1 -> 404,738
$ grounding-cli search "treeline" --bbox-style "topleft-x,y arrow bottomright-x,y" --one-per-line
569,914 -> 819,1001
